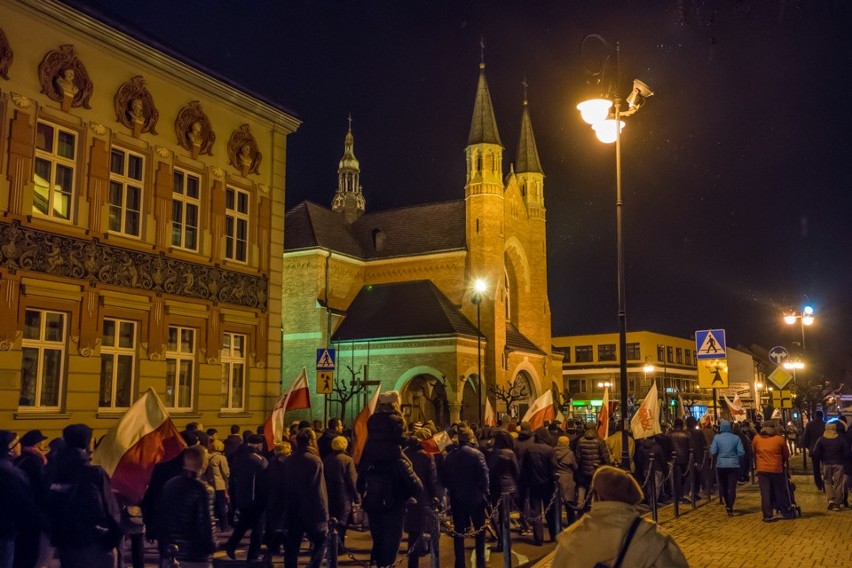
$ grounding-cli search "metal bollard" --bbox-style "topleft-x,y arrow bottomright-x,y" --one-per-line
501,493 -> 512,568
648,454 -> 658,523
552,487 -> 563,535
326,517 -> 339,568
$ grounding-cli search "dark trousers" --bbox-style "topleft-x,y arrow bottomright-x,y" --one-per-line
757,471 -> 792,519
810,452 -> 824,490
405,506 -> 438,568
528,484 -> 556,543
490,491 -> 515,549
329,503 -> 352,547
368,507 -> 406,567
283,522 -> 326,568
451,504 -> 486,568
227,502 -> 264,559
672,462 -> 689,501
717,467 -> 739,510
213,489 -> 229,531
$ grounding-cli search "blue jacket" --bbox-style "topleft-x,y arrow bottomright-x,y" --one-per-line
710,421 -> 745,469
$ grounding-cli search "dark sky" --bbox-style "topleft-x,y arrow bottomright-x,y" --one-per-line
65,0 -> 852,380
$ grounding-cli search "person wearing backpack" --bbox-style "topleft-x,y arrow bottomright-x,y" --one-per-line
551,466 -> 688,568
47,424 -> 122,568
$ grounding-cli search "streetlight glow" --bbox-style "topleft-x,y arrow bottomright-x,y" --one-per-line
592,118 -> 625,143
474,278 -> 487,294
643,363 -> 655,373
577,98 -> 612,125
784,314 -> 797,325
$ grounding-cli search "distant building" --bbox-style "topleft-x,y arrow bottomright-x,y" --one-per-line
0,0 -> 299,438
283,63 -> 562,426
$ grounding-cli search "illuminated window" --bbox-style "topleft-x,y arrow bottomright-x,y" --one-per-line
172,169 -> 200,251
165,326 -> 195,410
33,122 -> 76,221
221,332 -> 246,411
598,344 -> 617,361
99,319 -> 136,409
108,148 -> 143,237
225,187 -> 250,262
19,309 -> 66,409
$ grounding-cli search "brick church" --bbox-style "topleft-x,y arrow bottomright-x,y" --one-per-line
282,62 -> 563,427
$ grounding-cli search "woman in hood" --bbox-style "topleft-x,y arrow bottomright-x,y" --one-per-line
710,420 -> 745,515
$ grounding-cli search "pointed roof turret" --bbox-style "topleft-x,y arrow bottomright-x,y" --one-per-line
516,89 -> 543,174
467,63 -> 503,147
332,115 -> 365,223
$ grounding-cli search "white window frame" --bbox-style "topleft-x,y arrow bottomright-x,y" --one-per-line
171,169 -> 201,251
33,121 -> 77,222
19,309 -> 66,410
108,148 -> 144,238
165,326 -> 196,411
99,318 -> 137,409
225,186 -> 250,263
221,332 -> 247,411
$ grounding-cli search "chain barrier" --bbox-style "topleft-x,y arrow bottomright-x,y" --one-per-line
434,498 -> 501,539
518,487 -> 560,525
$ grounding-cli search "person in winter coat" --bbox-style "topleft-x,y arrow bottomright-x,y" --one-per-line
710,420 -> 745,515
13,429 -> 49,568
635,435 -> 668,504
521,429 -> 559,544
605,423 -> 635,472
554,436 -> 578,525
752,420 -> 794,521
440,428 -> 489,568
158,445 -> 216,567
404,429 -> 441,568
513,421 -> 536,533
575,422 -> 610,507
731,422 -> 753,482
551,466 -> 688,568
486,430 -> 519,552
812,422 -> 850,510
282,428 -> 329,568
323,435 -> 359,548
802,410 -> 826,490
666,419 -> 694,504
685,416 -> 709,499
225,434 -> 268,561
318,418 -> 344,460
1,430 -> 39,568
204,439 -> 230,531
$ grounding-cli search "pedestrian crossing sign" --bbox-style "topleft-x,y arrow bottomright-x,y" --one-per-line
695,329 -> 726,359
698,359 -> 729,389
316,348 -> 336,370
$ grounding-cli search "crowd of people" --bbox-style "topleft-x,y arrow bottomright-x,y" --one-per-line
2,396 -> 850,568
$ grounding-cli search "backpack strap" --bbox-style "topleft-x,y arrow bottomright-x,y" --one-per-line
612,516 -> 643,568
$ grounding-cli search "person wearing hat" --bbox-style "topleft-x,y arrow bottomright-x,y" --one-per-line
225,434 -> 269,561
811,422 -> 850,511
551,466 -> 688,567
1,430 -> 39,567
13,429 -> 50,568
710,420 -> 745,516
752,420 -> 794,521
404,428 -> 441,568
513,422 -> 535,534
323,435 -> 359,550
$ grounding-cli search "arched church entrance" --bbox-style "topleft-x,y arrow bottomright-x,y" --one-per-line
513,371 -> 535,421
401,374 -> 450,428
461,375 -> 481,425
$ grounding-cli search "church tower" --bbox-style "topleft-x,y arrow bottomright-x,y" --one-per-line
331,117 -> 365,223
516,92 -> 545,218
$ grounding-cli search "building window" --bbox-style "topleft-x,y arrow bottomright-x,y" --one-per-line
165,326 -> 195,410
575,345 -> 593,363
657,344 -> 665,362
598,344 -> 617,362
99,319 -> 136,409
666,346 -> 674,363
33,121 -> 76,221
503,270 -> 511,322
568,379 -> 586,394
221,332 -> 246,411
19,309 -> 66,409
676,347 -> 683,364
685,349 -> 692,366
172,169 -> 200,251
225,187 -> 250,262
108,148 -> 143,237
626,342 -> 641,361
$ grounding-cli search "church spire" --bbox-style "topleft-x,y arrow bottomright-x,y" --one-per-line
516,79 -> 542,175
331,115 -> 365,223
467,56 -> 502,147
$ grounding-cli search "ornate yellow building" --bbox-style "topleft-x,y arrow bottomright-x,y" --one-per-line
0,0 -> 299,438
283,63 -> 562,426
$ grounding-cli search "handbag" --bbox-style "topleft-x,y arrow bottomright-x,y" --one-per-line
593,516 -> 642,568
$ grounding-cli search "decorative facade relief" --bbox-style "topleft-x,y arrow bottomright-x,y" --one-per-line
175,100 -> 214,159
0,28 -> 12,80
10,92 -> 32,111
0,221 -> 268,310
227,124 -> 261,176
37,44 -> 93,111
88,122 -> 108,137
114,75 -> 159,137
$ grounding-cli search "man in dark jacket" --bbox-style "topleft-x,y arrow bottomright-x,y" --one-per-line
404,430 -> 441,568
685,416 -> 708,499
158,445 -> 216,566
318,418 -> 344,460
486,430 -> 518,552
635,435 -> 668,504
223,425 -> 243,462
283,428 -> 329,568
802,410 -> 826,490
575,422 -> 609,507
513,422 -> 536,532
225,434 -> 268,561
521,429 -> 559,545
1,430 -> 38,567
440,428 -> 489,568
666,419 -> 694,504
323,435 -> 358,548
13,429 -> 49,568
812,422 -> 850,510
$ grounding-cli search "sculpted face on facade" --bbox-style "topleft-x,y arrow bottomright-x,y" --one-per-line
175,100 -> 215,158
114,75 -> 159,137
37,43 -> 93,111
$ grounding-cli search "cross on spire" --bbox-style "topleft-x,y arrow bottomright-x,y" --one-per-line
522,76 -> 529,103
480,37 -> 486,65
347,113 -> 352,132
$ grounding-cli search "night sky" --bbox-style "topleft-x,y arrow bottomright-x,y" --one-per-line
64,1 -> 852,381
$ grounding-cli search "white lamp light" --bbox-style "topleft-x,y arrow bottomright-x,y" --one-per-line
592,119 -> 625,144
577,98 -> 612,125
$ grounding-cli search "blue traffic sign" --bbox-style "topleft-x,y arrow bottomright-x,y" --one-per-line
768,346 -> 789,365
316,348 -> 336,370
695,329 -> 726,359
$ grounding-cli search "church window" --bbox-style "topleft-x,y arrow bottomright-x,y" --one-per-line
504,270 -> 511,322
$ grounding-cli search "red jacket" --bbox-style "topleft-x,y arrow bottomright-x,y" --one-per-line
752,433 -> 789,473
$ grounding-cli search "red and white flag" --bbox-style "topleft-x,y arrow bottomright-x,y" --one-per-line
484,398 -> 497,427
352,386 -> 382,465
420,430 -> 452,455
522,389 -> 555,431
630,383 -> 662,440
263,368 -> 311,449
724,394 -> 746,422
92,388 -> 185,504
597,387 -> 610,439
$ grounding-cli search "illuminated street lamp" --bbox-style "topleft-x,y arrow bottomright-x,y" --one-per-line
471,278 -> 487,427
783,296 -> 815,350
578,35 -> 653,471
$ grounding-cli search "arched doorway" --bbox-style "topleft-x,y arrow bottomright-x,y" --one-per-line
401,374 -> 450,428
513,371 -> 534,421
461,375 -> 481,424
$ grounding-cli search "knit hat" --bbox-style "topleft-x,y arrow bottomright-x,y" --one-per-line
761,421 -> 777,436
247,434 -> 265,445
20,430 -> 47,447
824,423 -> 839,439
331,436 -> 348,451
63,424 -> 93,450
592,465 -> 644,506
376,391 -> 401,414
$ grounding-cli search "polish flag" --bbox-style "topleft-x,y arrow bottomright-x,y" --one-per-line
597,387 -> 610,439
724,394 -> 746,422
92,388 -> 185,504
630,383 -> 662,440
677,393 -> 687,421
421,430 -> 452,455
522,389 -> 555,431
484,398 -> 497,427
263,368 -> 311,449
352,386 -> 382,465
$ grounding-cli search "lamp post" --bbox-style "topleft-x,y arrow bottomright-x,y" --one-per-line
577,36 -> 653,470
471,278 -> 487,427
643,358 -> 655,417
783,296 -> 814,351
